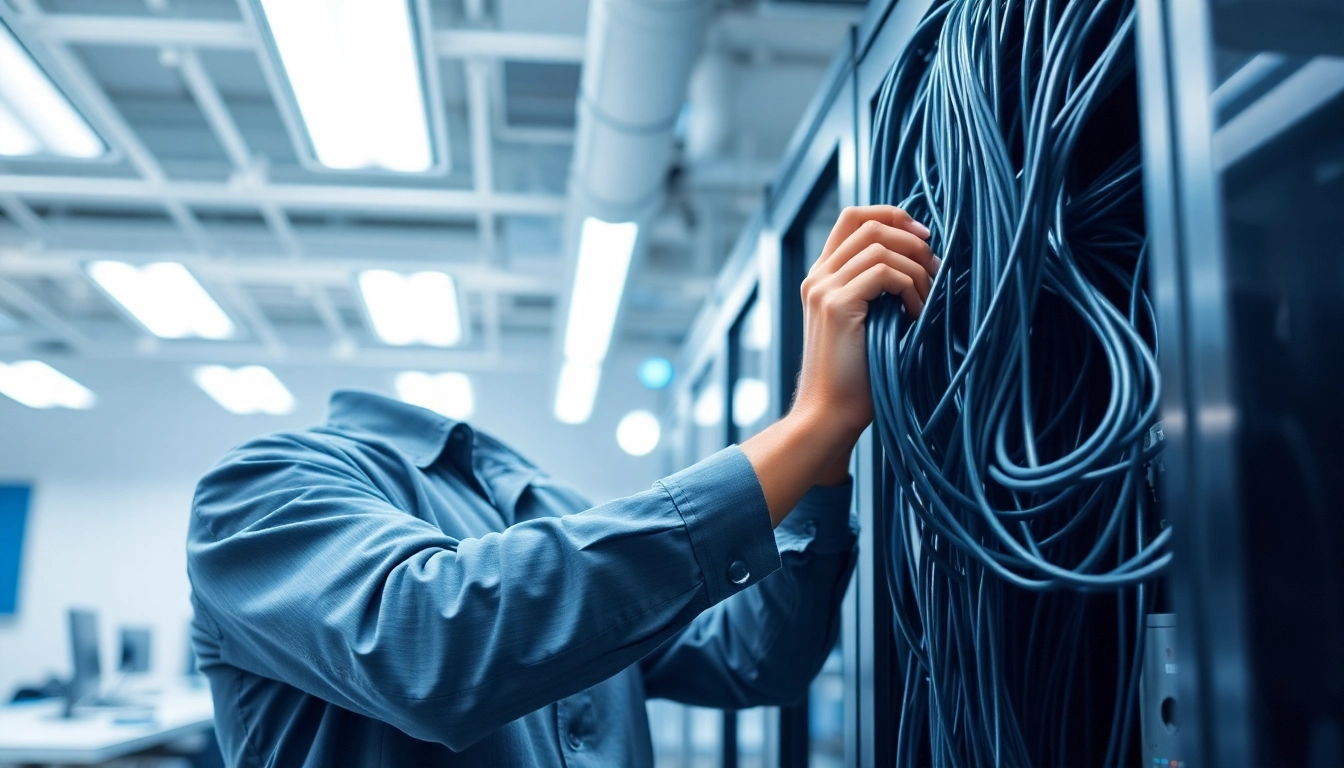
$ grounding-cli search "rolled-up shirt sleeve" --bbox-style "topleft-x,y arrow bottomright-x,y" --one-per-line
188,438 -> 778,752
638,480 -> 858,708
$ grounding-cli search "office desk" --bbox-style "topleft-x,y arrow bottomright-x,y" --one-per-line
0,687 -> 213,765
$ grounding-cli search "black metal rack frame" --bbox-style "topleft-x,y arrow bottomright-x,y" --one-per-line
668,0 -> 1344,764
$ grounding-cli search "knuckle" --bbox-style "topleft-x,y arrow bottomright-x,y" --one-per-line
805,282 -> 825,307
860,219 -> 885,238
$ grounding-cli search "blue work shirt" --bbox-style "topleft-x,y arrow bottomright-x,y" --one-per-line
187,390 -> 857,767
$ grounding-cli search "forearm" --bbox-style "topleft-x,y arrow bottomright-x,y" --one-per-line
192,442 -> 783,752
741,407 -> 859,527
640,481 -> 858,707
743,205 -> 932,528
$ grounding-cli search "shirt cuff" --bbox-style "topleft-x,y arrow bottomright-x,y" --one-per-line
776,479 -> 858,555
656,445 -> 780,606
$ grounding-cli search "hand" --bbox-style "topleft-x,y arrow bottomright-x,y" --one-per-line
741,205 -> 934,525
793,206 -> 936,440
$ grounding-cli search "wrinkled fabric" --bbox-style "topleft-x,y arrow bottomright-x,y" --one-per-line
188,390 -> 857,767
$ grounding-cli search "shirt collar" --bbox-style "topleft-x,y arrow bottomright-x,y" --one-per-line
326,389 -> 468,469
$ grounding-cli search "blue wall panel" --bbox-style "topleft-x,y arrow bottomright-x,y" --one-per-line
0,484 -> 31,615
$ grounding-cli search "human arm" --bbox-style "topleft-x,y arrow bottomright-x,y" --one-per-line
187,438 -> 779,752
741,205 -> 935,526
639,480 -> 857,707
639,205 -> 932,705
186,205 -> 931,750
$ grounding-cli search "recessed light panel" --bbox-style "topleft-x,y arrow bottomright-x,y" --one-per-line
87,261 -> 235,340
0,20 -> 106,159
249,0 -> 439,173
0,361 -> 95,409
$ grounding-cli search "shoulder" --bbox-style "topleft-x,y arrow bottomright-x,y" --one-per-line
200,428 -> 351,480
191,428 -> 379,535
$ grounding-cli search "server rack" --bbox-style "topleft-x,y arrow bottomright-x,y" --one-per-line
1136,1 -> 1344,766
667,0 -> 1344,764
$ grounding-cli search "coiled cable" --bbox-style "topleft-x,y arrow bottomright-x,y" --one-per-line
866,0 -> 1166,764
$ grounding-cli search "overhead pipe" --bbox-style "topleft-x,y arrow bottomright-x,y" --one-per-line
552,0 -> 712,423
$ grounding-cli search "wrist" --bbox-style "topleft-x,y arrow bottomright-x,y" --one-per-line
781,405 -> 858,484
817,448 -> 853,486
785,401 -> 864,456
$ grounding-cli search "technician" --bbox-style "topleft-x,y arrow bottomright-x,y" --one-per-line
187,206 -> 935,767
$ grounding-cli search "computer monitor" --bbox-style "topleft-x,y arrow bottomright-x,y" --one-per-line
64,608 -> 100,717
119,628 -> 151,674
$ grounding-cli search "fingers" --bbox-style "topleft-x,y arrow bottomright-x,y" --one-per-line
817,206 -> 931,267
823,242 -> 932,303
844,263 -> 924,319
813,217 -> 937,285
798,205 -> 933,327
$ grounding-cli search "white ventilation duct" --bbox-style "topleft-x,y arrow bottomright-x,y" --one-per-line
552,0 -> 712,423
570,0 -> 711,219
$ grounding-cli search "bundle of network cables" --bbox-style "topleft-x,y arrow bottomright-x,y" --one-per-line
866,0 -> 1166,765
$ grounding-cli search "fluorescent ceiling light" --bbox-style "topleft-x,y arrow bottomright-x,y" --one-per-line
554,360 -> 601,425
193,365 -> 295,415
0,20 -> 105,159
395,371 -> 474,420
253,0 -> 434,172
87,261 -> 234,340
563,217 -> 639,364
732,377 -> 770,427
357,270 -> 462,347
692,382 -> 724,428
0,101 -> 40,156
616,410 -> 661,457
0,360 -> 95,409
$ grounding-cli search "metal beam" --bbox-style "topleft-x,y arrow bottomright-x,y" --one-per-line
0,195 -> 43,236
24,334 -> 520,371
1215,58 -> 1344,170
27,15 -> 586,62
216,281 -> 286,357
435,29 -> 585,62
0,175 -> 566,216
178,49 -> 250,167
0,223 -> 485,264
481,290 -> 502,355
20,18 -> 213,251
26,15 -> 254,48
466,58 -> 498,263
260,206 -> 304,257
177,48 -> 305,257
0,277 -> 90,348
0,248 -> 562,295
309,284 -> 353,348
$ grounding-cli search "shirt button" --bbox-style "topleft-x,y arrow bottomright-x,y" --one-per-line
728,560 -> 750,585
566,731 -> 583,750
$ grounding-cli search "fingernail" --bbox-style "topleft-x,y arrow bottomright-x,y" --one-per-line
912,221 -> 931,239
932,255 -> 943,275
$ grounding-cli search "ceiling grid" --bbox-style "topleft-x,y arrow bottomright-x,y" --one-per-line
0,0 -> 859,371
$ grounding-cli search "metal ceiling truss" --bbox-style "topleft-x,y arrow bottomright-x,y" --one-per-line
0,1 -> 591,370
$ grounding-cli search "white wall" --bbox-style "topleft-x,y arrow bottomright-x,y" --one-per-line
0,345 -> 673,699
